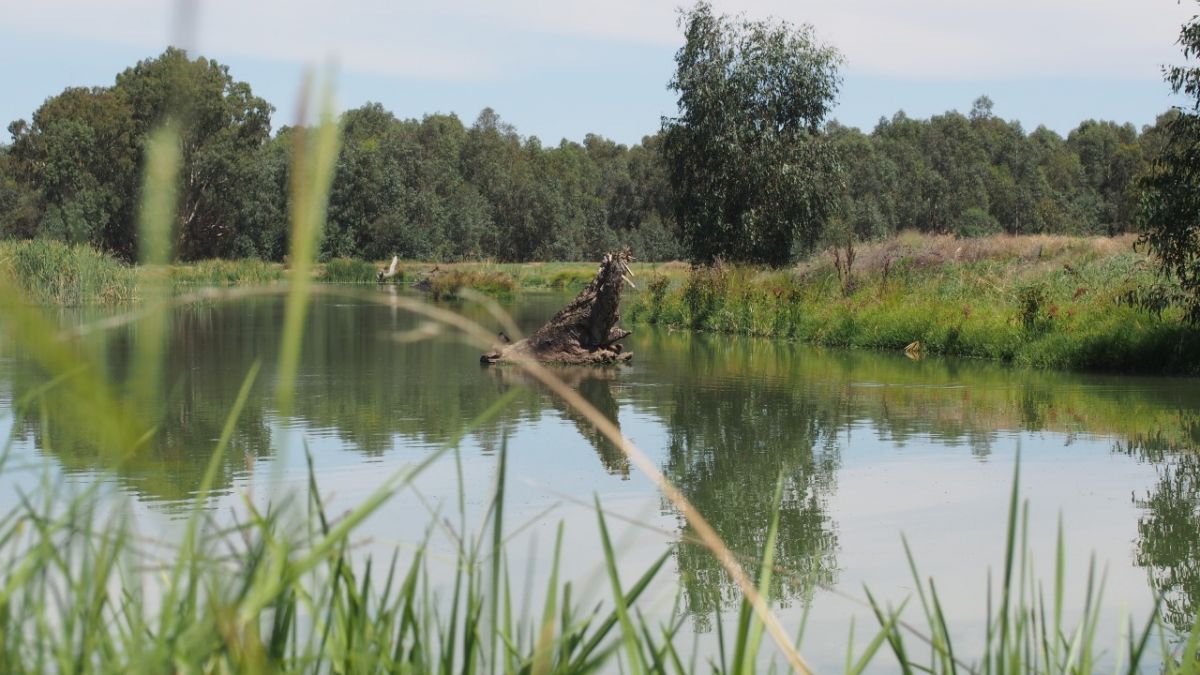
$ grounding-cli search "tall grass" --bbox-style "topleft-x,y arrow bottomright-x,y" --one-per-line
169,258 -> 283,286
628,233 -> 1200,375
0,240 -> 137,305
322,257 -> 384,283
426,268 -> 518,300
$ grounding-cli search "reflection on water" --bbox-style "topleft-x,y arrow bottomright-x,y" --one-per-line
1120,416 -> 1200,632
655,346 -> 840,620
4,289 -> 1200,646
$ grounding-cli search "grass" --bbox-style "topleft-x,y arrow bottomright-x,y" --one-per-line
628,232 -> 1200,375
322,257 -> 384,283
0,239 -> 137,305
426,268 -> 518,299
2,409 -> 1199,672
0,249 -> 683,305
168,258 -> 284,286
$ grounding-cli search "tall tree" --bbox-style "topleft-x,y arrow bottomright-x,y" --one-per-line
114,47 -> 273,260
1141,5 -> 1200,321
7,87 -> 139,254
662,2 -> 842,265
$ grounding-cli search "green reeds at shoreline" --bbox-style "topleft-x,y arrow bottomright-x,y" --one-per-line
169,257 -> 284,286
0,239 -> 138,305
4,231 -> 1200,376
628,233 -> 1200,375
322,257 -> 382,283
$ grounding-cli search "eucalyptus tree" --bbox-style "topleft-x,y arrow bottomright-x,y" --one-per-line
662,1 -> 843,265
1141,5 -> 1200,321
114,47 -> 274,260
6,87 -> 139,255
6,48 -> 273,260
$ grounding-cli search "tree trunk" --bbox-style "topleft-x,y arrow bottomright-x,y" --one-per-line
481,249 -> 635,365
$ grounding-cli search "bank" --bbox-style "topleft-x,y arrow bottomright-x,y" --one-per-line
3,234 -> 1198,375
625,232 -> 1200,376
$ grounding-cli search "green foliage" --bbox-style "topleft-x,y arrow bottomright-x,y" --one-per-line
170,258 -> 281,285
426,268 -> 517,300
546,268 -> 592,289
663,2 -> 842,265
0,41 -> 1177,269
629,233 -> 1200,374
0,238 -> 136,304
116,48 -> 274,260
1140,7 -> 1200,323
5,48 -> 274,262
322,257 -> 381,283
1016,281 -> 1051,334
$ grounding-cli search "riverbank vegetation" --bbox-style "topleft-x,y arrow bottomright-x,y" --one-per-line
629,232 -> 1200,374
0,239 -> 136,305
7,231 -> 1200,377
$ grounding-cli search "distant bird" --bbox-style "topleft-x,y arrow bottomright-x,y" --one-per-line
498,330 -> 511,344
377,255 -> 399,283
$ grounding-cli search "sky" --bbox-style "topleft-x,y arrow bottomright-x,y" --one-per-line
1,0 -> 1196,146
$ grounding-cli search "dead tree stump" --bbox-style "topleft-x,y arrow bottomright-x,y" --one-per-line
481,250 -> 636,365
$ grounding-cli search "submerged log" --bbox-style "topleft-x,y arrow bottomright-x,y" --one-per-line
481,250 -> 635,365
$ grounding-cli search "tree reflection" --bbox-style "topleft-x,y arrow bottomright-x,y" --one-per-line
489,366 -> 630,477
658,362 -> 841,624
1123,413 -> 1200,632
10,294 -> 561,503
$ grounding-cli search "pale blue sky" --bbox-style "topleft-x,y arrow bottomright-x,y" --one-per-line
2,0 -> 1194,145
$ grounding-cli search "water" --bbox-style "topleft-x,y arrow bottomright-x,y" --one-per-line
2,288 -> 1198,669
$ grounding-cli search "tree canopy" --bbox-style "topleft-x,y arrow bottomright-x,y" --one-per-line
1140,6 -> 1200,322
663,2 -> 842,265
0,39 -> 1176,266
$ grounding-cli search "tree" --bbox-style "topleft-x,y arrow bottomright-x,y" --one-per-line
5,48 -> 273,261
114,48 -> 274,260
1069,120 -> 1143,234
1140,5 -> 1200,321
662,2 -> 842,265
0,141 -> 44,239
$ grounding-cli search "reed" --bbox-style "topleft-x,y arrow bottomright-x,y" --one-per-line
0,239 -> 137,305
427,268 -> 518,300
322,257 -> 382,283
169,258 -> 283,286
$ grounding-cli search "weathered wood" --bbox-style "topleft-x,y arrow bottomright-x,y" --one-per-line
377,256 -> 400,282
481,249 -> 635,365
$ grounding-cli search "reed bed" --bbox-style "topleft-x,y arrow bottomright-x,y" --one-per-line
168,258 -> 284,286
426,268 -> 518,300
0,239 -> 137,305
322,257 -> 383,283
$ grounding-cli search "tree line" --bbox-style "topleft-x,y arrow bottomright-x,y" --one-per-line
0,18 -> 1180,265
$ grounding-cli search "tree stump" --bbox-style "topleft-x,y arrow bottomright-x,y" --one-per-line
481,250 -> 636,365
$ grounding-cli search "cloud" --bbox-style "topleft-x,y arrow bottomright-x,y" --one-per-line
8,0 -> 1195,82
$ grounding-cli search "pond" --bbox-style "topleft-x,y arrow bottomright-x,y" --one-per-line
1,288 -> 1197,670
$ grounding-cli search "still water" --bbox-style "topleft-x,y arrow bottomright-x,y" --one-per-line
2,289 -> 1198,669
